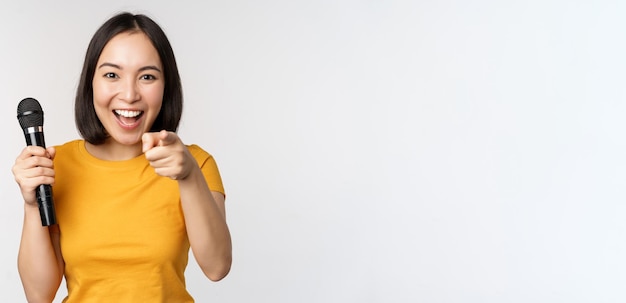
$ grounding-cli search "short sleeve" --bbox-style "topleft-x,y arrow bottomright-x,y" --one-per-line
187,144 -> 225,196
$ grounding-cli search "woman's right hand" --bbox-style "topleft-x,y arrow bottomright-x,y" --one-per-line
12,146 -> 56,206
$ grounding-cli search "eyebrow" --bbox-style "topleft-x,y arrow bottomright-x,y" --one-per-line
97,62 -> 162,73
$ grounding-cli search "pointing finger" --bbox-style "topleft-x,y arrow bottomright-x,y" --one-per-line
158,130 -> 178,146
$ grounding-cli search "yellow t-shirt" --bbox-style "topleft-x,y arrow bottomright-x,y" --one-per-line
53,140 -> 224,302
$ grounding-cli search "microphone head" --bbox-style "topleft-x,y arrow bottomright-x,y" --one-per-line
17,97 -> 44,129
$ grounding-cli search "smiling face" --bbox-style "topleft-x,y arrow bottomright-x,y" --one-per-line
92,31 -> 164,150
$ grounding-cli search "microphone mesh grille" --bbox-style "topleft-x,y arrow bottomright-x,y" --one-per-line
17,97 -> 44,129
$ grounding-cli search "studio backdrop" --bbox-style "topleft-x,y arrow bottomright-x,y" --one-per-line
1,1 -> 625,302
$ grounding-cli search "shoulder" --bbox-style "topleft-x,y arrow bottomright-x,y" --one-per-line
54,139 -> 83,153
186,144 -> 214,162
52,140 -> 84,168
186,144 -> 222,171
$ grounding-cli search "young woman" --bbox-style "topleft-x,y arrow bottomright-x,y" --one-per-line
12,12 -> 231,302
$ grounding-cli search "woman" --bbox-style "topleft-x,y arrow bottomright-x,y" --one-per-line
12,12 -> 231,302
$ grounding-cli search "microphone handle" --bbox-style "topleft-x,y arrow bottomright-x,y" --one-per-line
25,130 -> 45,147
24,130 -> 57,226
36,184 -> 56,226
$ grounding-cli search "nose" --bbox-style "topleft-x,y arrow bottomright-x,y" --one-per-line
119,79 -> 140,103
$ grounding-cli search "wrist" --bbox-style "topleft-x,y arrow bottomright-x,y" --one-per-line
177,164 -> 200,182
24,201 -> 39,210
23,203 -> 42,224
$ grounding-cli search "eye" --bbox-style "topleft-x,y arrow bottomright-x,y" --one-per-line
140,74 -> 157,81
104,72 -> 118,79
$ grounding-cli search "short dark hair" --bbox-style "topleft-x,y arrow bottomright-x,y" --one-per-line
75,12 -> 183,145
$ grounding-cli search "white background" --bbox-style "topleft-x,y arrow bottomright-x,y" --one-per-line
1,0 -> 625,302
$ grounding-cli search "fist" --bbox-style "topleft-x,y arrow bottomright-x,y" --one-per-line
12,146 -> 56,205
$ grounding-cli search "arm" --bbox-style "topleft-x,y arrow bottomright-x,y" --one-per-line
143,131 -> 232,281
12,146 -> 64,302
178,169 -> 232,281
19,208 -> 64,302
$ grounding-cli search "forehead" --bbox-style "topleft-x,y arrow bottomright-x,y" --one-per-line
97,32 -> 162,67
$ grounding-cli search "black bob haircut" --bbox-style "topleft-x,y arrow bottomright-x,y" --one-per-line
75,12 -> 183,145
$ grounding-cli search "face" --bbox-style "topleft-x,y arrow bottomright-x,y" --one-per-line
92,31 -> 164,147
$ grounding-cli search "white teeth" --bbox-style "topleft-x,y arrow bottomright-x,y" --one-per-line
115,110 -> 142,118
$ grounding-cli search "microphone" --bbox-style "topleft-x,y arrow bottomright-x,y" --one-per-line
17,97 -> 57,226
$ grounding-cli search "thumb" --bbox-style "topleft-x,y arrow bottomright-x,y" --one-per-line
46,146 -> 56,160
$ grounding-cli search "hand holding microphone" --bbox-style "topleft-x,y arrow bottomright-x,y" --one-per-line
14,97 -> 57,226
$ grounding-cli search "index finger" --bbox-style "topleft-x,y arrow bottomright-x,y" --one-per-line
18,146 -> 49,159
157,130 -> 178,146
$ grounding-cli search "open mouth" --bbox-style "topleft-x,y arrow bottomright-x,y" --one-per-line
114,109 -> 144,126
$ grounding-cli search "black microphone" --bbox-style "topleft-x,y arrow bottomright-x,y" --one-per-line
17,97 -> 57,226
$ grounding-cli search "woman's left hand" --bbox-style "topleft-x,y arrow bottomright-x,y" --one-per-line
142,130 -> 196,180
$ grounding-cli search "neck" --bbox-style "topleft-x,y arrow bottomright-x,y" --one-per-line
85,139 -> 143,161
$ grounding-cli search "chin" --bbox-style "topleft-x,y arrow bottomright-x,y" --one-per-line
109,134 -> 143,146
